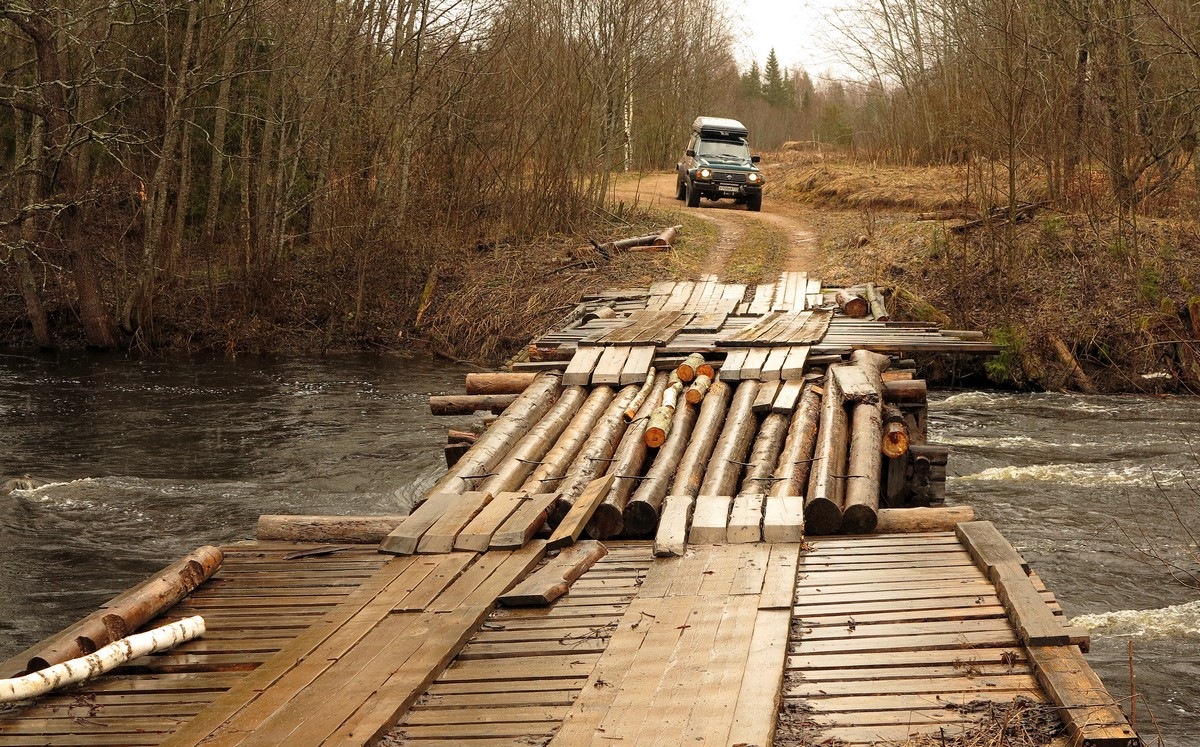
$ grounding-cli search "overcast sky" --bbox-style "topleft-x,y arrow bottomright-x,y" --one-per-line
727,0 -> 861,81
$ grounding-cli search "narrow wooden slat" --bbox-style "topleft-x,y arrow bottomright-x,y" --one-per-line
591,346 -> 631,385
378,493 -> 460,555
727,493 -> 763,543
562,346 -> 603,386
619,346 -> 655,385
727,608 -> 790,746
547,474 -> 616,549
741,347 -> 770,379
417,492 -> 492,553
498,541 -> 608,607
689,495 -> 731,544
490,493 -> 557,549
781,345 -> 809,379
454,492 -> 526,552
720,349 -> 748,381
653,495 -> 693,557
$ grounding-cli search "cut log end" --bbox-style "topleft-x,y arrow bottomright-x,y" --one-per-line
621,502 -> 660,538
804,499 -> 843,536
584,504 -> 624,541
841,504 -> 879,534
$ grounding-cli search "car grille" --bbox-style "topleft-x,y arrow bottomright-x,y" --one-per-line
712,171 -> 747,183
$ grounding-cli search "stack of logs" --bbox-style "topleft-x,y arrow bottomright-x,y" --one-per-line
424,353 -> 949,540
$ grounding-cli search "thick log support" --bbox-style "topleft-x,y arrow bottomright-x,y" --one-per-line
623,400 -> 699,536
520,386 -> 616,494
875,506 -> 975,533
549,384 -> 641,524
429,393 -> 518,415
478,386 -> 589,496
805,368 -> 848,534
425,372 -> 562,498
668,381 -> 732,498
464,372 -> 538,395
587,374 -> 669,539
836,289 -> 868,317
771,383 -> 822,499
698,381 -> 760,498
843,350 -> 891,533
257,515 -> 407,543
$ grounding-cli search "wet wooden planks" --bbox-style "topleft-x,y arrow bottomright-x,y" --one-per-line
0,543 -> 389,747
384,542 -> 650,746
549,543 -> 802,746
777,532 -> 1064,746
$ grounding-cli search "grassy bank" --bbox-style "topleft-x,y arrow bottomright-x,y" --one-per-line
772,150 -> 1200,394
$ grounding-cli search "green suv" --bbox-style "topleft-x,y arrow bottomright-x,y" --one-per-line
675,116 -> 764,211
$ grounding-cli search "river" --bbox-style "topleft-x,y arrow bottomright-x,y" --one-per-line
0,355 -> 1196,744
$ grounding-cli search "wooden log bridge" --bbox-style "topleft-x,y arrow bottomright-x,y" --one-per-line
0,271 -> 1137,747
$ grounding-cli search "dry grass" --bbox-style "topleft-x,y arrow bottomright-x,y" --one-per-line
768,151 -> 1200,392
764,150 -> 973,212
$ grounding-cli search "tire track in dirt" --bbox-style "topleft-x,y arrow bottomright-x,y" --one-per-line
609,172 -> 820,277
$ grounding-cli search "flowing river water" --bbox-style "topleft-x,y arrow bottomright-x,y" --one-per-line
0,354 -> 1197,745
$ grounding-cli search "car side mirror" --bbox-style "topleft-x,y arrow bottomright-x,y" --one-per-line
686,149 -> 695,157
751,155 -> 761,163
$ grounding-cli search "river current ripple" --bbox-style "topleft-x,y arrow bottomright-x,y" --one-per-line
0,355 -> 1196,744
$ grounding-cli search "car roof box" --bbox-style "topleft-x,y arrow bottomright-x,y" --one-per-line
692,116 -> 749,140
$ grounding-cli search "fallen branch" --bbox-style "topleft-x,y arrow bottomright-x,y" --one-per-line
0,616 -> 206,704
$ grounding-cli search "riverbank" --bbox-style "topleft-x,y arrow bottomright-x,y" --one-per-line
3,154 -> 1196,395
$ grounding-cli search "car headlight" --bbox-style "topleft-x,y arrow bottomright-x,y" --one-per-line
747,172 -> 761,183
697,168 -> 712,180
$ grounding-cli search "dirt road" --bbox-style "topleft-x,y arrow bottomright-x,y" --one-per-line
609,172 -> 820,277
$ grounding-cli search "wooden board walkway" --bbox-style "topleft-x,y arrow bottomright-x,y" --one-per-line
0,529 -> 1135,746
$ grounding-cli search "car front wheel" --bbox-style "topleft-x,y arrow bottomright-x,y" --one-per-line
747,193 -> 762,212
676,179 -> 686,200
685,181 -> 700,208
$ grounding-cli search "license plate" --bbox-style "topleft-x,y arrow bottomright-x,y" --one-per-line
719,185 -> 738,194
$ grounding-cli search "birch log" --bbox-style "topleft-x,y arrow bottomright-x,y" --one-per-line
464,372 -> 538,395
0,617 -> 206,703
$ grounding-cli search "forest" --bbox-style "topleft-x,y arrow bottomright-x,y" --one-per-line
1,0 -> 1198,362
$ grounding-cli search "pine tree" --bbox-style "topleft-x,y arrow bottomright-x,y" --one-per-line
740,61 -> 761,99
764,48 -> 788,107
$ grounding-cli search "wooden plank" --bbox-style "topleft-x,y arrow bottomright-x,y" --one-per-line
498,541 -> 608,606
547,473 -> 616,549
619,346 -> 655,385
781,345 -> 809,379
454,492 -> 526,552
727,493 -> 763,543
653,494 -> 693,557
1027,645 -> 1139,747
689,495 -> 731,544
548,598 -> 657,744
956,519 -> 1032,575
591,346 -> 631,385
759,543 -> 801,610
748,284 -> 775,315
727,608 -> 790,747
761,345 -> 789,380
417,491 -> 492,553
741,347 -> 770,380
764,494 -> 804,542
806,277 -> 823,308
562,346 -> 603,386
379,492 -> 460,555
771,379 -> 804,414
680,595 -> 759,743
720,349 -> 748,381
490,493 -> 557,549
751,378 -> 780,413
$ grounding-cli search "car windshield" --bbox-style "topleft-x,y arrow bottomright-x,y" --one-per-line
696,140 -> 750,160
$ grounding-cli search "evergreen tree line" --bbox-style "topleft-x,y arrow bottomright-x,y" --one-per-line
0,0 -> 741,349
